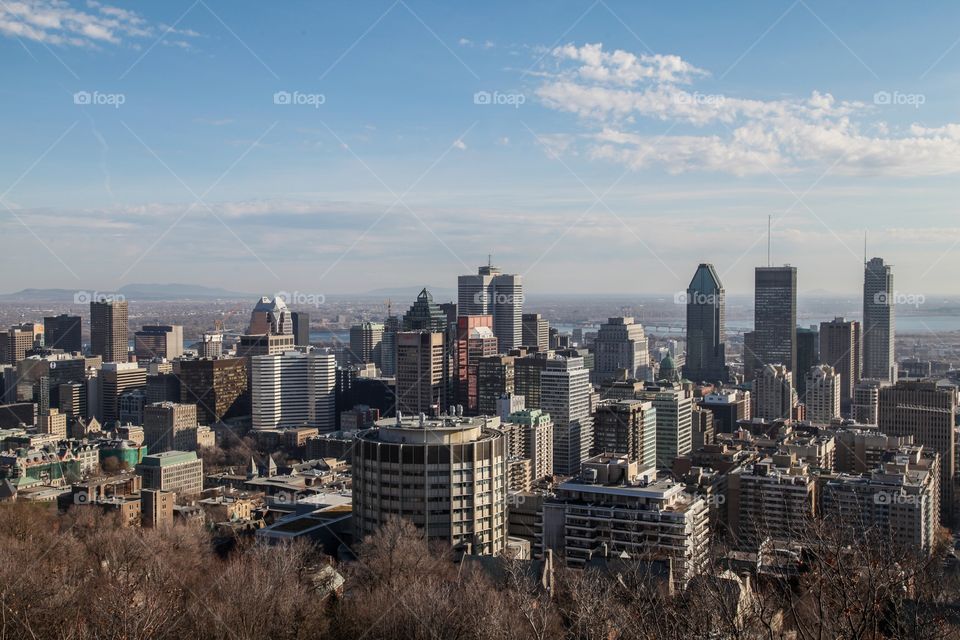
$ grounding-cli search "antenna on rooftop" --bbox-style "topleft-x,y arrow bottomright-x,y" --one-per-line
767,214 -> 772,267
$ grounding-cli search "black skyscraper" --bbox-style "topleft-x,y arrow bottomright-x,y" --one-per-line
44,314 -> 82,353
683,263 -> 727,383
745,266 -> 797,380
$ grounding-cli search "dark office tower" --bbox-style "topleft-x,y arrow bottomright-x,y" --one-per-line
683,263 -> 727,383
458,263 -> 523,350
863,257 -> 896,384
477,354 -> 515,416
745,266 -> 797,380
381,315 -> 400,377
44,314 -> 82,353
522,313 -> 549,351
403,289 -> 454,404
795,326 -> 819,400
819,317 -> 861,410
179,357 -> 250,424
90,299 -> 129,363
291,311 -> 310,347
514,350 -> 551,409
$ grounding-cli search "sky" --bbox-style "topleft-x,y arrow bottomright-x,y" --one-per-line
2,0 -> 960,299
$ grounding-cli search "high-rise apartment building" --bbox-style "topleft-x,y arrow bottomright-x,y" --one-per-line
852,379 -> 881,425
819,317 -> 861,409
521,313 -> 549,352
863,257 -> 897,383
455,315 -> 497,414
457,263 -> 523,350
879,380 -> 956,521
752,363 -> 796,422
683,263 -> 727,383
503,408 -> 554,480
134,325 -> 183,361
745,266 -> 797,380
804,364 -> 841,425
198,331 -> 223,359
592,317 -> 649,383
353,414 -> 507,555
592,399 -> 657,469
395,331 -> 445,415
90,299 -> 129,363
540,355 -> 593,476
251,350 -> 336,431
43,314 -> 82,353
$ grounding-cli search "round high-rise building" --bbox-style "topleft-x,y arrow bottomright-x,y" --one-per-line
352,414 -> 507,555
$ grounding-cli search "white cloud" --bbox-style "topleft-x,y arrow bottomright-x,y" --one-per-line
535,42 -> 960,176
453,138 -> 467,150
0,0 -> 197,48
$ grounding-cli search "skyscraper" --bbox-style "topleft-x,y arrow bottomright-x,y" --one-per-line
349,321 -> 384,366
745,266 -> 797,379
637,384 -> 693,468
592,398 -> 657,469
592,317 -> 649,383
540,355 -> 593,476
99,362 -> 146,424
863,257 -> 896,383
521,313 -> 549,351
395,331 -> 445,415
291,311 -> 310,347
134,325 -> 184,361
457,263 -> 523,350
683,263 -> 727,383
819,317 -> 861,410
247,296 -> 292,335
90,299 -> 128,363
380,314 -> 400,377
455,315 -> 497,414
795,326 -> 819,399
251,350 -> 336,432
43,314 -> 81,353
403,289 -> 453,405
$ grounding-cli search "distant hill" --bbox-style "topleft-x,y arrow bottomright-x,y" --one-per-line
0,283 -> 252,302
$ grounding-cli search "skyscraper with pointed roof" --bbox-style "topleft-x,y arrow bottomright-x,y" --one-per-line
683,263 -> 727,383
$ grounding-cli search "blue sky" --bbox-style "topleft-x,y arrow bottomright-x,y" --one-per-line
2,0 -> 960,298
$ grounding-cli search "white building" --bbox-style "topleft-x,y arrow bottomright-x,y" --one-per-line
457,264 -> 523,350
637,384 -> 692,468
752,363 -> 796,421
804,364 -> 841,425
252,350 -> 336,432
540,356 -> 593,476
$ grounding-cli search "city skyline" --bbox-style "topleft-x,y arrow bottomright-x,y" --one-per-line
2,2 -> 960,295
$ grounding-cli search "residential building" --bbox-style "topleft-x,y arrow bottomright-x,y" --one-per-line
349,321 -> 384,366
804,365 -> 841,425
352,414 -> 507,555
503,408 -> 554,479
752,364 -> 796,422
592,399 -> 657,469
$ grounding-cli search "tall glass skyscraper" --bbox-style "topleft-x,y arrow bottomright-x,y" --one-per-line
457,263 -> 523,350
683,263 -> 727,383
862,257 -> 896,383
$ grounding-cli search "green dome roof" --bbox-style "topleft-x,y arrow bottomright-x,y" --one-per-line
660,355 -> 676,370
